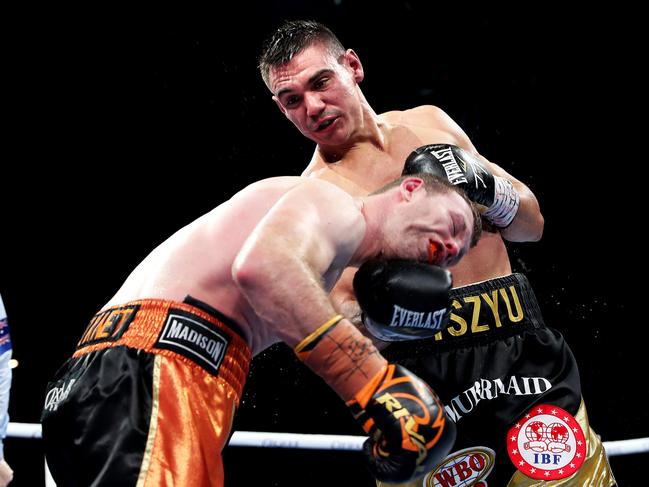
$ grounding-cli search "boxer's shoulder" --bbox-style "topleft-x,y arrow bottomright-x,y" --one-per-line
380,105 -> 445,125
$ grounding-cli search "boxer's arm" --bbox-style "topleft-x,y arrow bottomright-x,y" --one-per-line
418,105 -> 544,242
294,316 -> 455,483
330,268 -> 363,324
232,180 -> 365,347
233,186 -> 455,481
330,269 -> 390,351
476,158 -> 543,242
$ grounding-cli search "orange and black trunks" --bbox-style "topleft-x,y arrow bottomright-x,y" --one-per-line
41,296 -> 251,487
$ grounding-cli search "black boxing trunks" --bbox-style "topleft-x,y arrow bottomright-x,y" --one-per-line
379,274 -> 615,486
41,297 -> 251,487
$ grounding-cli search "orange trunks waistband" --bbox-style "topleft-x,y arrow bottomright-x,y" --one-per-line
73,298 -> 251,400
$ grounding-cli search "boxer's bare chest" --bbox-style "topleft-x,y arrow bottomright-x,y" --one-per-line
318,123 -> 456,193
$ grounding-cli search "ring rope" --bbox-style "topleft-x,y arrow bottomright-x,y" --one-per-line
8,422 -> 648,456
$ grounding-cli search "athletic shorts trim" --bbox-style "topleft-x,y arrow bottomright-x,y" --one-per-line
74,298 -> 251,402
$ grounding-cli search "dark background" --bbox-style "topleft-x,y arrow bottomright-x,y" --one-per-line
3,2 -> 646,485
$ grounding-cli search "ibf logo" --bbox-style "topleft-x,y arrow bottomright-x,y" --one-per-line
507,404 -> 586,480
425,447 -> 495,487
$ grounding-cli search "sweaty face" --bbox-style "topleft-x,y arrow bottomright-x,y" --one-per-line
269,45 -> 362,146
387,190 -> 475,268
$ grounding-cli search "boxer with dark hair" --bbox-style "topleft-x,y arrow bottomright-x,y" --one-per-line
41,173 -> 478,486
259,19 -> 615,486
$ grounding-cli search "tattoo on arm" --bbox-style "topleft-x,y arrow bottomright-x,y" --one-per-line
323,334 -> 380,381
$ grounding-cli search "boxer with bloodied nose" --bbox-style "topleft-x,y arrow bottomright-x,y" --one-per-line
41,173 -> 479,486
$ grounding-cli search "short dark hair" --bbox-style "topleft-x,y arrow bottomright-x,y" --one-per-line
258,20 -> 345,88
373,173 -> 483,248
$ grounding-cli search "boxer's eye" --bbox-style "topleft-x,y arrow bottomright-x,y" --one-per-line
285,96 -> 299,107
314,77 -> 329,89
451,214 -> 466,237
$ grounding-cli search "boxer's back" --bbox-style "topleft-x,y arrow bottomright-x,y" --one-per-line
104,176 -> 303,349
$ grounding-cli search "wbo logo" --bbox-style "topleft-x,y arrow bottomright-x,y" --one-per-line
507,404 -> 586,480
425,446 -> 495,487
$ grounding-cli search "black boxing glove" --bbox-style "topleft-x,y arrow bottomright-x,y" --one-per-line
347,363 -> 456,483
353,259 -> 452,341
404,143 -> 520,228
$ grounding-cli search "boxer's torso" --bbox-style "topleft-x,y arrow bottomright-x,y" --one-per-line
104,176 -> 354,354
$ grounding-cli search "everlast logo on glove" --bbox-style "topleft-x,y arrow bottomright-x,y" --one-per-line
353,259 -> 453,342
389,305 -> 447,331
404,143 -> 521,227
426,146 -> 469,185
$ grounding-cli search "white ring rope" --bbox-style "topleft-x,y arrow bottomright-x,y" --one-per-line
231,431 -> 365,450
8,422 -> 42,439
7,422 -> 649,456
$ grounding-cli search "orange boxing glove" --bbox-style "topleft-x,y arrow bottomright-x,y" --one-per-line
295,316 -> 455,483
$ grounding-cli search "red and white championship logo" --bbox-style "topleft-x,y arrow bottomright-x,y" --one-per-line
507,404 -> 586,480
